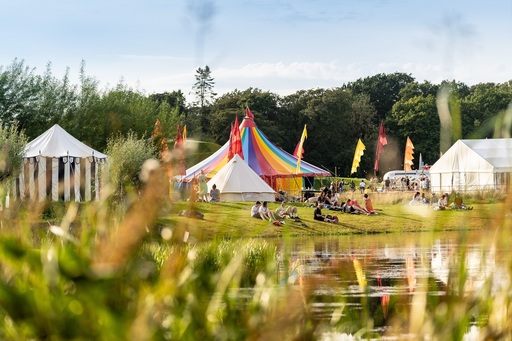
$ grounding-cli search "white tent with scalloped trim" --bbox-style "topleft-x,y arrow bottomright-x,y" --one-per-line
15,124 -> 107,202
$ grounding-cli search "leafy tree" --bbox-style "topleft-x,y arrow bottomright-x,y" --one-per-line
0,59 -> 42,136
389,94 -> 439,168
345,72 -> 415,123
149,90 -> 187,117
0,122 -> 27,182
103,132 -> 156,201
193,65 -> 216,108
461,82 -> 512,138
192,66 -> 216,134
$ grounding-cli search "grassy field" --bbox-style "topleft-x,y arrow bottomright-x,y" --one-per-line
160,191 -> 503,240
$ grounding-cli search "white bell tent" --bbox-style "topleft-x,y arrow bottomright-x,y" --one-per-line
430,138 -> 512,193
206,154 -> 276,202
15,124 -> 107,202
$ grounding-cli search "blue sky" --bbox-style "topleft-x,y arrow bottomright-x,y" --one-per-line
2,0 -> 511,101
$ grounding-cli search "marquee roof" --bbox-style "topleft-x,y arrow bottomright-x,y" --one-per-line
24,124 -> 107,159
181,113 -> 330,181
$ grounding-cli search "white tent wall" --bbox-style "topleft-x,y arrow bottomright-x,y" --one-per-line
430,139 -> 512,193
207,154 -> 276,202
16,156 -> 105,202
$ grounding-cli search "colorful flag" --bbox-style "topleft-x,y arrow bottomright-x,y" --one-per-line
294,125 -> 307,174
183,125 -> 187,145
404,137 -> 415,171
350,138 -> 366,174
374,120 -> 388,171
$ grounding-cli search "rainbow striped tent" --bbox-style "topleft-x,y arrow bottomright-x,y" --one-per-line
180,110 -> 330,189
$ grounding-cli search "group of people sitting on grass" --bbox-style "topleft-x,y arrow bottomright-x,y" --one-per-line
407,191 -> 473,210
433,192 -> 473,210
251,201 -> 299,221
314,193 -> 378,215
313,193 -> 379,223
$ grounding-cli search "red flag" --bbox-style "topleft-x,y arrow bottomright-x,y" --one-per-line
227,122 -> 235,160
174,124 -> 186,175
228,116 -> 244,160
233,115 -> 244,159
374,120 -> 388,171
245,107 -> 254,119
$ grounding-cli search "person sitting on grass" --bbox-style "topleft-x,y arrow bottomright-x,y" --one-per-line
346,199 -> 369,214
434,193 -> 448,210
251,201 -> 262,218
313,203 -> 337,223
409,191 -> 421,205
363,193 -> 378,215
275,201 -> 299,219
209,184 -> 220,202
450,193 -> 473,210
259,201 -> 278,221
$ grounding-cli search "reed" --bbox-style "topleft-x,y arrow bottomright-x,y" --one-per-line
0,165 -> 510,340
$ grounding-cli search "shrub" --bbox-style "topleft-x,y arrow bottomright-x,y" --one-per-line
103,132 -> 156,201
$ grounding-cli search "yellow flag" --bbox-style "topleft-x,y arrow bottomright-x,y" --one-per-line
295,125 -> 308,173
183,125 -> 187,145
404,137 -> 414,171
350,138 -> 366,174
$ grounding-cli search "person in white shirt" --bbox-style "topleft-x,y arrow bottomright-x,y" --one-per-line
251,201 -> 262,218
275,201 -> 298,219
258,201 -> 277,221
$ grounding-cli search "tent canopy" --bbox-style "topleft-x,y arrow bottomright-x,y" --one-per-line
431,139 -> 512,173
181,112 -> 330,181
430,138 -> 512,192
24,124 -> 106,159
207,154 -> 276,202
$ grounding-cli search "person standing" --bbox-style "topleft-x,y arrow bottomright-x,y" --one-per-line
198,170 -> 208,202
359,180 -> 366,194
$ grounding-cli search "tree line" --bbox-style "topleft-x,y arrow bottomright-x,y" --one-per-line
1,59 -> 512,179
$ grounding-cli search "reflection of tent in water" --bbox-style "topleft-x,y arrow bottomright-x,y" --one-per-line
430,239 -> 504,293
206,154 -> 276,202
180,108 -> 330,192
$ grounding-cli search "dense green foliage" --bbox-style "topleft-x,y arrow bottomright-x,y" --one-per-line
0,122 -> 27,183
1,59 -> 512,178
104,132 -> 157,200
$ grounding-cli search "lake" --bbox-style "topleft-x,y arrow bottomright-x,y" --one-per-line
270,229 -> 511,339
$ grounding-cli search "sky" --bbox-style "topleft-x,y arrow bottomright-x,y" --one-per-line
2,0 -> 512,102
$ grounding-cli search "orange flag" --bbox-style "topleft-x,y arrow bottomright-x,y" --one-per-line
404,137 -> 415,171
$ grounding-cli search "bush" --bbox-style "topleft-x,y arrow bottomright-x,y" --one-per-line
103,132 -> 156,201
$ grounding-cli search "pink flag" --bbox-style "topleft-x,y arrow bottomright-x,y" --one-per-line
374,120 -> 388,171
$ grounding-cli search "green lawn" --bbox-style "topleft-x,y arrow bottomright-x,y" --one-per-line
159,199 -> 500,241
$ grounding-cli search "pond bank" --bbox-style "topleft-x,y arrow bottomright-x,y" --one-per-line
159,201 -> 500,240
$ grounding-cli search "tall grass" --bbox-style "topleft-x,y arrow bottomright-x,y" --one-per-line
0,164 -> 511,340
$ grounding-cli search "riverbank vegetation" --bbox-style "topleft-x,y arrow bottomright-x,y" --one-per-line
1,168 -> 511,339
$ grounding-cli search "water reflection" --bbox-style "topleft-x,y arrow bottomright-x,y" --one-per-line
270,230 -> 510,338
